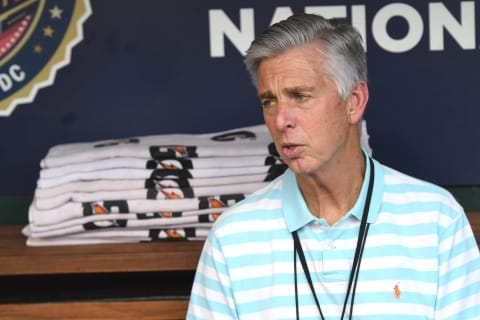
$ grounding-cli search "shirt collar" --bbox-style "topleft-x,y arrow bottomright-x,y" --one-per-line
282,169 -> 315,232
282,150 -> 384,232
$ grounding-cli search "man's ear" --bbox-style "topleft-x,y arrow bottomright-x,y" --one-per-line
347,81 -> 369,124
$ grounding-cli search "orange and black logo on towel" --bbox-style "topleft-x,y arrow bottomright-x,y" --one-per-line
82,200 -> 129,230
0,0 -> 91,116
149,145 -> 198,159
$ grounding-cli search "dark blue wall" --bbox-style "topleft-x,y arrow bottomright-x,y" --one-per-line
0,0 -> 479,199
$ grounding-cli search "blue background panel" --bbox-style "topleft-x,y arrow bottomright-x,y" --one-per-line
0,0 -> 479,201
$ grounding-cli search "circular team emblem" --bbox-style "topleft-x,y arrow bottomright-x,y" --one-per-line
0,0 -> 91,116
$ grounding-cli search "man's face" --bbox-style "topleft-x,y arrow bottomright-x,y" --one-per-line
257,43 -> 353,177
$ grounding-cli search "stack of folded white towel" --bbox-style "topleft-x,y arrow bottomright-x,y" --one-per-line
23,122 -> 371,246
22,124 -> 288,246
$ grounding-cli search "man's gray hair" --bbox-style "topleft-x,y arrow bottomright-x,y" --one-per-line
244,13 -> 367,100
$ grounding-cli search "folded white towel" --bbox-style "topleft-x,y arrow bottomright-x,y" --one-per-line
29,193 -> 247,226
34,181 -> 268,210
36,165 -> 284,189
41,125 -> 275,168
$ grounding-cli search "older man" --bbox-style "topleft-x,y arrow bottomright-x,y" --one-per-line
187,14 -> 480,319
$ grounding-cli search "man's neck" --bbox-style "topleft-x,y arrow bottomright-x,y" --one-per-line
296,151 -> 366,226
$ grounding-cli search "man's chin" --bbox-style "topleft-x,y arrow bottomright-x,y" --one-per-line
286,159 -> 313,175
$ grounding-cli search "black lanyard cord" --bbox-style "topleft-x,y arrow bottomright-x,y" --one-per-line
341,157 -> 375,319
293,231 -> 325,320
293,246 -> 300,320
347,223 -> 370,317
293,157 -> 375,320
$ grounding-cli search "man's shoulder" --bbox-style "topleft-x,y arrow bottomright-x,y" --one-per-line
381,162 -> 446,192
378,161 -> 463,214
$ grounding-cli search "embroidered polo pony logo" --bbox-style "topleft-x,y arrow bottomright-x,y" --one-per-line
393,282 -> 401,299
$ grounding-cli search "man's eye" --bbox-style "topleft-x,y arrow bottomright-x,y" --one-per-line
262,100 -> 273,108
296,94 -> 307,101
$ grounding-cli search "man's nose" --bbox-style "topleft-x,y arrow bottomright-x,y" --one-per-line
274,100 -> 296,131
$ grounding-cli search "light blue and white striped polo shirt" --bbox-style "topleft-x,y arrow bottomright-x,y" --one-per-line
187,157 -> 480,319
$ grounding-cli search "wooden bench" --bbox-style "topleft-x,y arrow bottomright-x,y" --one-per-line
470,212 -> 480,247
0,225 -> 203,319
0,212 -> 478,319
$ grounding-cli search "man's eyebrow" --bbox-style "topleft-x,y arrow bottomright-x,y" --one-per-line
258,86 -> 315,100
284,86 -> 314,94
258,91 -> 275,100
